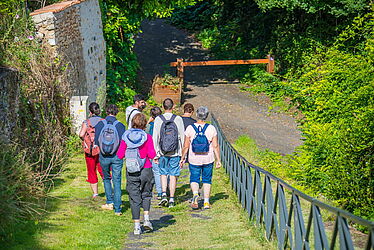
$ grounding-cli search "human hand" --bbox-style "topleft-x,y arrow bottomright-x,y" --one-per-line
153,158 -> 159,164
179,158 -> 186,168
215,161 -> 222,169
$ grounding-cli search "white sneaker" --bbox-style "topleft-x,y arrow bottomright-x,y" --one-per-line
134,227 -> 142,235
101,203 -> 114,210
143,220 -> 153,232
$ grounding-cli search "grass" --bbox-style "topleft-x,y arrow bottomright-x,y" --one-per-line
4,112 -> 277,249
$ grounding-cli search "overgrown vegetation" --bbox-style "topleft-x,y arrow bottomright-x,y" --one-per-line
170,1 -> 373,219
100,0 -> 197,108
0,1 -> 74,240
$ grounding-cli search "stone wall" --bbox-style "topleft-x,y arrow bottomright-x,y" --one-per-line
31,0 -> 106,132
0,67 -> 20,143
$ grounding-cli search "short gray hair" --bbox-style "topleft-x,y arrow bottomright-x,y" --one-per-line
196,106 -> 209,121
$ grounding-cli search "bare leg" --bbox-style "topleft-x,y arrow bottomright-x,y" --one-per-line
90,182 -> 98,194
161,175 -> 168,193
203,183 -> 211,199
190,182 -> 199,194
169,176 -> 178,197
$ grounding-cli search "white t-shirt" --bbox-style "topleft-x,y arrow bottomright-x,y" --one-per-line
125,106 -> 140,129
184,123 -> 217,165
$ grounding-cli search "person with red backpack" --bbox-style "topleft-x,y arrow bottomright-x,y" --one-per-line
79,102 -> 104,199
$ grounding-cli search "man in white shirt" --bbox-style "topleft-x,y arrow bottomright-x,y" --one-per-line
125,94 -> 146,129
152,98 -> 185,207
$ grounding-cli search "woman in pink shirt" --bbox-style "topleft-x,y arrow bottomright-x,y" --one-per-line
180,106 -> 221,210
117,113 -> 156,235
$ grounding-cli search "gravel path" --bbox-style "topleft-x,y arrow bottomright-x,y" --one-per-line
134,19 -> 302,155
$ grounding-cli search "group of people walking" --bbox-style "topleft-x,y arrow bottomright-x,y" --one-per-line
79,94 -> 221,235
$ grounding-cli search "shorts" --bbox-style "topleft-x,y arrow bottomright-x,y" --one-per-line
159,156 -> 181,176
189,162 -> 214,184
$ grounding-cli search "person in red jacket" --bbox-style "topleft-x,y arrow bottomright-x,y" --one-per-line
117,113 -> 156,235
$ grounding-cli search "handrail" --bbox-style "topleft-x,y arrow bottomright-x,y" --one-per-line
211,114 -> 374,250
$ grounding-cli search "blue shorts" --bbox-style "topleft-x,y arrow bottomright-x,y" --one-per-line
159,156 -> 181,176
189,162 -> 214,184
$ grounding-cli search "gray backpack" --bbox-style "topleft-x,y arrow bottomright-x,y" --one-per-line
125,147 -> 146,173
98,120 -> 120,156
159,114 -> 179,153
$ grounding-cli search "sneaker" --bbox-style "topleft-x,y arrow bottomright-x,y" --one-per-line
157,193 -> 162,200
158,195 -> 168,207
203,202 -> 211,209
191,194 -> 199,210
92,193 -> 99,199
134,227 -> 142,235
143,220 -> 153,232
101,203 -> 114,210
115,212 -> 122,216
168,201 -> 175,208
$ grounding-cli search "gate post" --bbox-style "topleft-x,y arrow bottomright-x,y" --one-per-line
266,55 -> 275,74
176,58 -> 184,97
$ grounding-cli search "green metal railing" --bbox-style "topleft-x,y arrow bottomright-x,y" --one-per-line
211,114 -> 374,250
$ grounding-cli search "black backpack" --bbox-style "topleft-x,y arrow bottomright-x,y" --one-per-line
159,114 -> 179,153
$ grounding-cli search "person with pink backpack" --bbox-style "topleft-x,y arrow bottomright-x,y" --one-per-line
79,102 -> 104,199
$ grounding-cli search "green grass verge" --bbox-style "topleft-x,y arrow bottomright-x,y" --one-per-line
5,113 -> 277,249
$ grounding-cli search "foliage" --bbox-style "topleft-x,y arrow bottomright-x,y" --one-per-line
100,0 -> 198,108
0,1 -> 73,240
153,73 -> 180,91
171,1 -> 373,218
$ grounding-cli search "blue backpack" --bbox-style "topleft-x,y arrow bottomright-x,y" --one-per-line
191,124 -> 210,153
98,120 -> 120,156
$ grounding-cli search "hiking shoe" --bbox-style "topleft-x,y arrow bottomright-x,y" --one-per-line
115,212 -> 122,216
158,195 -> 168,207
191,194 -> 199,210
101,203 -> 114,210
203,202 -> 211,209
168,201 -> 175,208
134,227 -> 142,235
157,193 -> 162,200
143,220 -> 153,232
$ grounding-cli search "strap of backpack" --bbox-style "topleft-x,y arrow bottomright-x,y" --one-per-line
102,119 -> 108,125
201,123 -> 209,134
191,124 -> 199,133
113,120 -> 119,126
86,119 -> 92,128
127,108 -> 137,126
170,114 -> 176,122
160,114 -> 167,122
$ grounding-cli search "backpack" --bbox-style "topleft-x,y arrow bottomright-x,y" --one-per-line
191,124 -> 210,153
125,146 -> 146,173
159,114 -> 179,153
82,119 -> 101,156
98,120 -> 120,156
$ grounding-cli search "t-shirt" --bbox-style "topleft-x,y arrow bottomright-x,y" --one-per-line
184,123 -> 217,165
125,106 -> 141,129
83,116 -> 102,127
182,116 -> 197,130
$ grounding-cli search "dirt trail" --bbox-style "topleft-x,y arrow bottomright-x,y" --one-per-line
134,19 -> 302,155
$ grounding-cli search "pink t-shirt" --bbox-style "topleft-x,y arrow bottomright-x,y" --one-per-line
117,134 -> 156,168
185,123 -> 217,166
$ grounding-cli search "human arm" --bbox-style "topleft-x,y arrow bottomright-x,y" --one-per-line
212,135 -> 221,168
147,135 -> 156,160
180,135 -> 191,167
79,122 -> 87,140
152,117 -> 162,158
117,140 -> 127,159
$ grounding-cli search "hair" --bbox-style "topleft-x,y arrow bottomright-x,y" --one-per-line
89,102 -> 101,116
133,94 -> 145,104
163,98 -> 174,110
106,104 -> 119,116
150,106 -> 162,118
196,106 -> 209,121
131,113 -> 147,130
183,103 -> 194,113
